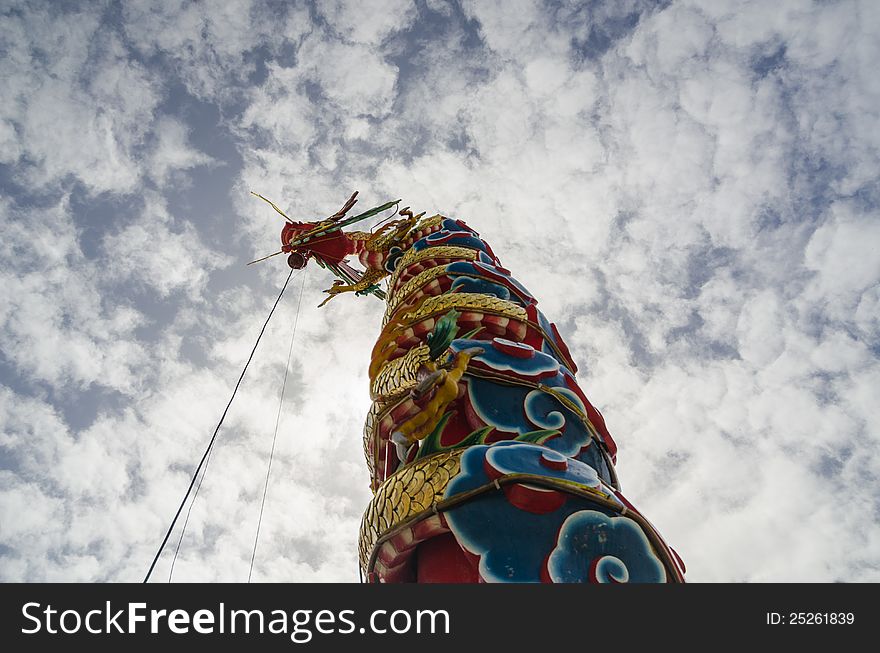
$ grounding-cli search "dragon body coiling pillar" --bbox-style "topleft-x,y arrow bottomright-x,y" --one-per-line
273,200 -> 685,583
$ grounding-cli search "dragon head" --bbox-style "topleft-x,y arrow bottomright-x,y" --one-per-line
279,219 -> 352,269
279,221 -> 314,269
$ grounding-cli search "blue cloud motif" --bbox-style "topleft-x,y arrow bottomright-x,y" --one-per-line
413,232 -> 490,254
438,218 -> 478,235
450,276 -> 511,300
410,221 -> 494,258
450,337 -> 560,380
450,338 -> 595,458
524,386 -> 585,435
484,441 -> 600,488
383,246 -> 404,273
545,511 -> 667,583
446,260 -> 535,305
448,337 -> 613,482
444,441 -> 623,583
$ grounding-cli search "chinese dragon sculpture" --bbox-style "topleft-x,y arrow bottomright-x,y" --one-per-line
258,192 -> 686,583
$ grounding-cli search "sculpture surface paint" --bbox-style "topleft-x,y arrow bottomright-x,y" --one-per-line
272,198 -> 685,583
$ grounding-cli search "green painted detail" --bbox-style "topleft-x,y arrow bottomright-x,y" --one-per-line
513,429 -> 561,444
416,413 -> 495,460
356,284 -> 381,296
459,326 -> 484,340
427,309 -> 461,360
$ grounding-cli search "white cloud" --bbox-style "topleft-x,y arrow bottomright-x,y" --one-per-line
0,120 -> 22,164
289,33 -> 400,119
462,0 -> 560,61
0,197 -> 148,392
148,117 -> 217,185
317,0 -> 418,45
803,201 -> 880,322
102,192 -> 231,300
1,9 -> 161,194
1,0 -> 879,584
121,0 -> 310,101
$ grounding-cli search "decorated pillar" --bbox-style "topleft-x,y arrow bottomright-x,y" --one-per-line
268,195 -> 685,583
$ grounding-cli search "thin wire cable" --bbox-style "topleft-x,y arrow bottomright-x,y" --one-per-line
167,440 -> 216,582
144,268 -> 295,583
248,268 -> 307,582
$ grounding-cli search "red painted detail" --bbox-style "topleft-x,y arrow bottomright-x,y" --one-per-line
671,547 -> 687,576
483,452 -> 502,481
510,321 -> 528,340
360,250 -> 385,269
440,408 -> 475,447
470,261 -> 535,303
481,314 -> 510,336
414,318 -> 435,338
390,400 -> 418,423
383,441 -> 397,480
462,390 -> 486,432
280,222 -> 353,264
493,337 -> 535,359
588,557 -> 625,584
378,565 -> 412,583
562,374 -> 617,460
461,545 -> 481,570
483,456 -> 567,513
481,239 -> 498,262
525,303 -> 540,325
540,554 -> 554,583
411,515 -> 447,542
376,559 -> 413,584
396,257 -> 471,288
483,425 -> 520,442
588,557 -> 600,583
550,322 -> 578,374
503,482 -> 567,514
280,222 -> 301,248
469,329 -> 496,344
373,514 -> 451,583
540,450 -> 568,470
397,262 -> 427,286
416,533 -> 481,583
389,278 -> 456,323
613,490 -> 641,516
454,219 -> 478,236
523,306 -> 545,351
473,261 -> 511,284
384,533 -> 414,567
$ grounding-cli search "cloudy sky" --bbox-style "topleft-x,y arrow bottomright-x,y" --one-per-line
1,0 -> 878,583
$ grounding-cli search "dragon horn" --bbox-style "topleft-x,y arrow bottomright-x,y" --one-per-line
246,249 -> 285,266
251,191 -> 293,223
